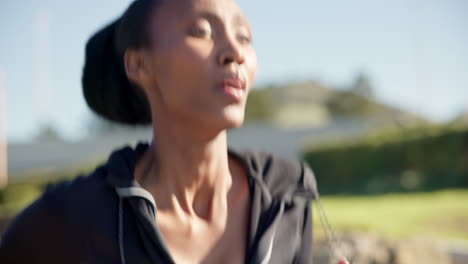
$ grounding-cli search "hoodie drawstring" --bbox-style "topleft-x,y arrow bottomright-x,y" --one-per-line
260,229 -> 276,264
116,187 -> 158,264
118,197 -> 126,264
314,190 -> 349,263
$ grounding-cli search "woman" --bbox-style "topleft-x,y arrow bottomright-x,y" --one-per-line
0,0 -> 320,263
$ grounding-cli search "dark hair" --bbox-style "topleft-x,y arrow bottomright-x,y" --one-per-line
82,0 -> 160,125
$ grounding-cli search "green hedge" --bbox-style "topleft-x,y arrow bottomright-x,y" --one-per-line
302,124 -> 468,195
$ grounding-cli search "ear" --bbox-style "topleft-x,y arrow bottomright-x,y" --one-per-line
124,48 -> 151,86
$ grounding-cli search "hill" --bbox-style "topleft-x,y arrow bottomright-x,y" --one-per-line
245,80 -> 428,127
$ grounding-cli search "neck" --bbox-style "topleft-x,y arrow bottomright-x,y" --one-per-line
137,119 -> 235,220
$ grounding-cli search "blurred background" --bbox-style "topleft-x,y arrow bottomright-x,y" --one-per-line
0,0 -> 467,263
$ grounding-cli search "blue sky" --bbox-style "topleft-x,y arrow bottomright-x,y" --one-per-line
1,0 -> 467,143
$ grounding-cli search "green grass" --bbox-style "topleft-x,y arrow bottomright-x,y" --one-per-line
313,189 -> 468,244
0,183 -> 44,218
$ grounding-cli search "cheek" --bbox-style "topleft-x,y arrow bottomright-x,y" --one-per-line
153,39 -> 215,107
175,41 -> 213,84
245,48 -> 258,87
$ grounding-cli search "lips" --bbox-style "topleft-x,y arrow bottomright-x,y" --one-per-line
219,76 -> 247,102
220,77 -> 246,103
221,77 -> 246,90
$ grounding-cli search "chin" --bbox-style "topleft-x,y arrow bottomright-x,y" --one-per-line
219,106 -> 245,129
225,118 -> 244,129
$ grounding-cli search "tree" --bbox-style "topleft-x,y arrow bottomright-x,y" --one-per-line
350,72 -> 374,99
35,122 -> 62,141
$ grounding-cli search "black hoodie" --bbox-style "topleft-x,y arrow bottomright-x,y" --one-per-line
0,142 -> 318,264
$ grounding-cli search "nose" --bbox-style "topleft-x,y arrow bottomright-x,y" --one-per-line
217,34 -> 246,67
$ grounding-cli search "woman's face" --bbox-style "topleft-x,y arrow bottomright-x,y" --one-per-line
143,0 -> 257,130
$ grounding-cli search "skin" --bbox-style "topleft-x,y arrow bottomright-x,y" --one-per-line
124,0 -> 257,263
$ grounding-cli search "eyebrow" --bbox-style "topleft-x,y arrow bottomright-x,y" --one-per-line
232,14 -> 251,29
195,11 -> 251,29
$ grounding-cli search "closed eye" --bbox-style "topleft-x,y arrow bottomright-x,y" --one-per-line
190,27 -> 212,38
188,19 -> 213,39
236,27 -> 252,45
237,34 -> 252,44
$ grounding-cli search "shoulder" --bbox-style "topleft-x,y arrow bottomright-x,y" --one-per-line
1,166 -> 112,250
40,166 -> 112,210
230,148 -> 317,199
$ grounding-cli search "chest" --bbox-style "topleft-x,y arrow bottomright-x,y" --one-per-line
81,195 -> 306,264
156,199 -> 250,264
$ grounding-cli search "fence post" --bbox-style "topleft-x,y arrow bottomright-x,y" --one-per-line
0,69 -> 7,189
